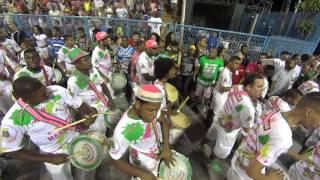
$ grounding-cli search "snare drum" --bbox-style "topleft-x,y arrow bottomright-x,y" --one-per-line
68,132 -> 110,171
158,151 -> 192,180
110,72 -> 127,91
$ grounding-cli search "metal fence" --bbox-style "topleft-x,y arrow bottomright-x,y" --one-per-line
240,12 -> 320,43
0,13 -> 317,57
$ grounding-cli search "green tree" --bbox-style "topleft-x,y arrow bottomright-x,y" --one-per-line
295,0 -> 320,39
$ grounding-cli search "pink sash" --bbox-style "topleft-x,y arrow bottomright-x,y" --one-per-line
40,66 -> 51,86
88,81 -> 109,108
17,98 -> 71,128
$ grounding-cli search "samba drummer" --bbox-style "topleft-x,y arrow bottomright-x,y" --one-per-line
0,77 -> 97,180
227,93 -> 320,180
14,48 -> 57,86
109,84 -> 175,180
66,48 -> 116,133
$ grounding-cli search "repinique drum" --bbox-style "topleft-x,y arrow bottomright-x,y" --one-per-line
158,151 -> 192,180
169,112 -> 191,143
170,112 -> 191,129
110,72 -> 127,91
165,83 -> 178,103
68,132 -> 109,171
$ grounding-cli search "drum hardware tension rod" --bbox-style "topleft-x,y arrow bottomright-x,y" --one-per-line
53,112 -> 115,133
177,96 -> 190,113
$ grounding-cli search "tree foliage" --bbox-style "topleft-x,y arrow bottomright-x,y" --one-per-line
296,0 -> 320,12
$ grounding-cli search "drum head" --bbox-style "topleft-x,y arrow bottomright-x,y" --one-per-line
68,135 -> 103,171
53,69 -> 62,83
159,151 -> 192,180
165,83 -> 178,103
86,131 -> 109,158
110,73 -> 127,90
170,112 -> 191,129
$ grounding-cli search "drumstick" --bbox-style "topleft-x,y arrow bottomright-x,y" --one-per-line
53,112 -> 115,133
177,96 -> 190,113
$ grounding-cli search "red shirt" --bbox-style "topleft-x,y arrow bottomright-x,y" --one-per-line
245,61 -> 262,75
232,65 -> 245,85
131,51 -> 140,82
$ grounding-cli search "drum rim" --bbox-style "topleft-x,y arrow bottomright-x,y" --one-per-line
158,151 -> 192,180
68,135 -> 103,171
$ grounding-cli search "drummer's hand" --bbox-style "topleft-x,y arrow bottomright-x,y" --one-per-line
47,154 -> 68,165
267,168 -> 284,180
139,171 -> 157,180
158,147 -> 175,168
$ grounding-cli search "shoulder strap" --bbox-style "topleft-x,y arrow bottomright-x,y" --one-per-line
17,98 -> 70,128
40,66 -> 51,86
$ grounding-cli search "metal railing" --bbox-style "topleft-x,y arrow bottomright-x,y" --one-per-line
0,13 -> 317,57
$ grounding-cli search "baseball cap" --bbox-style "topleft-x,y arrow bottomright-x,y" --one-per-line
96,31 -> 107,41
145,39 -> 158,49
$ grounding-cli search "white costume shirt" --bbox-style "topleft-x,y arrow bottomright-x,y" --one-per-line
136,52 -> 154,85
91,46 -> 112,77
0,86 -> 82,153
14,65 -> 56,85
265,96 -> 291,113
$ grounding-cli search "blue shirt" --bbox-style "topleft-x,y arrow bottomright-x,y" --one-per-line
48,37 -> 64,59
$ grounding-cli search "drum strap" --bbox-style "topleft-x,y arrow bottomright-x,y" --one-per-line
88,81 -> 109,108
40,65 -> 51,86
0,44 -> 19,63
17,98 -> 71,128
151,121 -> 161,150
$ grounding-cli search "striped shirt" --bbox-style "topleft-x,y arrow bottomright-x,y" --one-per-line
48,37 -> 64,58
116,46 -> 135,73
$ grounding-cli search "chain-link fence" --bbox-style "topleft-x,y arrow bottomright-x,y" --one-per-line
0,13 -> 317,57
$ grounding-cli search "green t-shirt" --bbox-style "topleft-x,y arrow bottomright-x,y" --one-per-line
197,56 -> 224,86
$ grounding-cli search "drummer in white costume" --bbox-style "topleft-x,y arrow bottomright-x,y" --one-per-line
14,48 -> 57,86
91,32 -> 113,78
265,89 -> 302,113
109,85 -> 174,179
228,92 -> 320,180
67,48 -> 116,133
0,77 -> 97,180
57,35 -> 78,75
209,56 -> 242,118
208,74 -> 264,161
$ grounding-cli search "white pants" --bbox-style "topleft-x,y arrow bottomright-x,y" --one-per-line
214,123 -> 240,159
205,116 -> 219,142
44,161 -> 73,180
0,89 -> 14,115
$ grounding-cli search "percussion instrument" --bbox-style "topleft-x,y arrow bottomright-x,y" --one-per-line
53,69 -> 63,84
158,151 -> 192,180
170,112 -> 191,130
165,83 -> 178,103
68,131 -> 109,171
110,72 -> 127,91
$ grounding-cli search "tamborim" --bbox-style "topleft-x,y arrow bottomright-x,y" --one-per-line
158,151 -> 192,180
53,69 -> 62,83
170,112 -> 191,129
68,134 -> 106,171
110,73 -> 127,90
68,135 -> 102,171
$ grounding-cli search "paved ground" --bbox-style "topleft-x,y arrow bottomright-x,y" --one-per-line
1,99 -> 304,180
